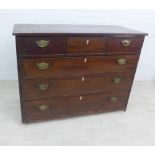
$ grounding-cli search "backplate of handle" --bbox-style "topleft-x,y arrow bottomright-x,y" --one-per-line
110,96 -> 118,102
117,58 -> 127,65
113,77 -> 122,84
36,62 -> 50,70
38,104 -> 48,111
35,40 -> 50,48
121,40 -> 131,47
37,83 -> 49,90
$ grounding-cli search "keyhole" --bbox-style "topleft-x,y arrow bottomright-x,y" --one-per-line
81,76 -> 85,82
80,96 -> 83,101
84,58 -> 87,63
86,40 -> 90,45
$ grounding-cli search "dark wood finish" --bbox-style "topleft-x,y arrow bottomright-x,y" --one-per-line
23,91 -> 129,122
13,24 -> 147,36
20,55 -> 139,79
67,37 -> 107,53
13,24 -> 147,123
21,71 -> 134,100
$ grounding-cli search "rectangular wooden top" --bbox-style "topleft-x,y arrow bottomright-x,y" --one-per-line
13,24 -> 147,36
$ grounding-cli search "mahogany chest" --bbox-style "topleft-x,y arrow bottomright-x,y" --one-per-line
13,24 -> 147,123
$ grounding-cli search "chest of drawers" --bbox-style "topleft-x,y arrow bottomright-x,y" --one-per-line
13,24 -> 147,123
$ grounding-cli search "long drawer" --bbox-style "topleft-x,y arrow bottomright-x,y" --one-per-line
20,55 -> 139,79
21,71 -> 134,100
23,91 -> 129,122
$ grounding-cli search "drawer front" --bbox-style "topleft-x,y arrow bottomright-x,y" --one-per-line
23,91 -> 129,122
17,36 -> 66,56
20,55 -> 139,79
109,37 -> 144,53
21,71 -> 134,100
67,37 -> 107,53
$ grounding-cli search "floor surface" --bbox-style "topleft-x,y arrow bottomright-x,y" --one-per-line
0,80 -> 155,145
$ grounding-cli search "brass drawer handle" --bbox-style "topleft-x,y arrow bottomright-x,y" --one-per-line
113,77 -> 121,84
38,104 -> 48,111
121,40 -> 131,47
117,58 -> 127,65
38,83 -> 49,90
110,96 -> 118,102
36,62 -> 50,70
35,40 -> 50,48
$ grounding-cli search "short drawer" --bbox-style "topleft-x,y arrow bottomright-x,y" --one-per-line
109,37 -> 144,53
21,71 -> 134,100
20,55 -> 139,79
67,36 -> 107,53
17,36 -> 66,56
23,91 -> 129,122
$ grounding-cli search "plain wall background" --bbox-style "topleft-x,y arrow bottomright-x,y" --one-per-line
0,9 -> 154,80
